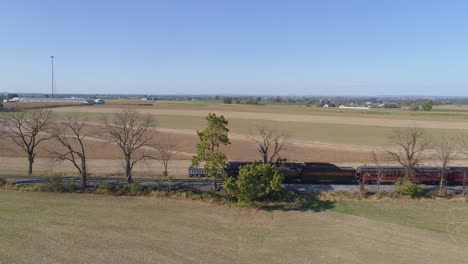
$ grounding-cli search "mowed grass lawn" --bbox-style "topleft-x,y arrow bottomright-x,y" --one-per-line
1,190 -> 468,264
332,199 -> 468,239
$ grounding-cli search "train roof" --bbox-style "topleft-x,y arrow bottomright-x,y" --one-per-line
304,162 -> 334,166
225,161 -> 252,165
447,166 -> 468,171
340,167 -> 356,171
356,166 -> 441,171
357,166 -> 401,169
303,163 -> 356,172
280,162 -> 305,167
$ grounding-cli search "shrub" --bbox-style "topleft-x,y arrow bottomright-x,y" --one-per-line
13,183 -> 44,192
97,182 -> 115,192
224,162 -> 284,203
408,104 -> 420,111
128,182 -> 145,193
421,100 -> 433,111
48,175 -> 67,192
223,97 -> 232,104
98,182 -> 152,196
383,103 -> 400,108
0,178 -> 7,187
245,97 -> 262,105
67,176 -> 76,191
395,178 -> 423,198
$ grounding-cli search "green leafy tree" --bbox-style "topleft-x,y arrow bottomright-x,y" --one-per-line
421,100 -> 433,111
223,97 -> 233,104
224,162 -> 283,203
192,113 -> 230,189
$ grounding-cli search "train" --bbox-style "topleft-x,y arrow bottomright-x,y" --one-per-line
188,162 -> 468,185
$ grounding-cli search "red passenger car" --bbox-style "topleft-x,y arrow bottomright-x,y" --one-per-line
447,167 -> 468,186
357,166 -> 441,184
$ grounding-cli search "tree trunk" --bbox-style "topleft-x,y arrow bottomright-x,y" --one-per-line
359,174 -> 366,198
404,167 -> 410,181
163,162 -> 168,177
81,158 -> 88,188
407,167 -> 415,182
439,170 -> 444,196
212,178 -> 217,191
377,171 -> 381,195
28,155 -> 34,176
463,172 -> 467,196
80,172 -> 87,188
125,158 -> 132,183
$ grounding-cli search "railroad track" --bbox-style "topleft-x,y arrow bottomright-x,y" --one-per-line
1,175 -> 466,193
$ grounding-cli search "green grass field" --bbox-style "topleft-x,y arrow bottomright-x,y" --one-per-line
1,190 -> 468,264
332,199 -> 468,239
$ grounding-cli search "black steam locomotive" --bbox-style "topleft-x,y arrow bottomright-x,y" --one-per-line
189,161 -> 468,185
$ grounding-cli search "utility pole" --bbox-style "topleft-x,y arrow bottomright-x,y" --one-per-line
50,55 -> 54,97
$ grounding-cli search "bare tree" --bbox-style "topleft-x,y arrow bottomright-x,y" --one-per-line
49,114 -> 90,188
386,127 -> 431,181
371,150 -> 383,195
359,168 -> 368,198
155,134 -> 178,177
434,138 -> 457,196
463,172 -> 467,196
458,134 -> 468,195
4,110 -> 53,175
104,109 -> 156,183
251,126 -> 290,163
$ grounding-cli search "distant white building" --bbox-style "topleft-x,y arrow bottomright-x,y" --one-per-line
338,105 -> 370,110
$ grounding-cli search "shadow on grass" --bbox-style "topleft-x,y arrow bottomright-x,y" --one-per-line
259,191 -> 336,212
153,186 -> 336,212
1,179 -> 336,213
153,186 -> 227,201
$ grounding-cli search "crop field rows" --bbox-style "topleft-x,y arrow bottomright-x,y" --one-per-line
2,101 -> 468,177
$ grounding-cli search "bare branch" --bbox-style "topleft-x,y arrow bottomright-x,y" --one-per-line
49,114 -> 89,187
154,133 -> 178,177
434,137 -> 457,195
250,125 -> 291,163
3,110 -> 53,175
103,109 -> 156,182
386,127 -> 431,181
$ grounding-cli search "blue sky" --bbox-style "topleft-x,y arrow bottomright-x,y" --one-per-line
1,0 -> 468,96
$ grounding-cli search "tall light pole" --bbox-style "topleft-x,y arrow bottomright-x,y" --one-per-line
50,56 -> 54,97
